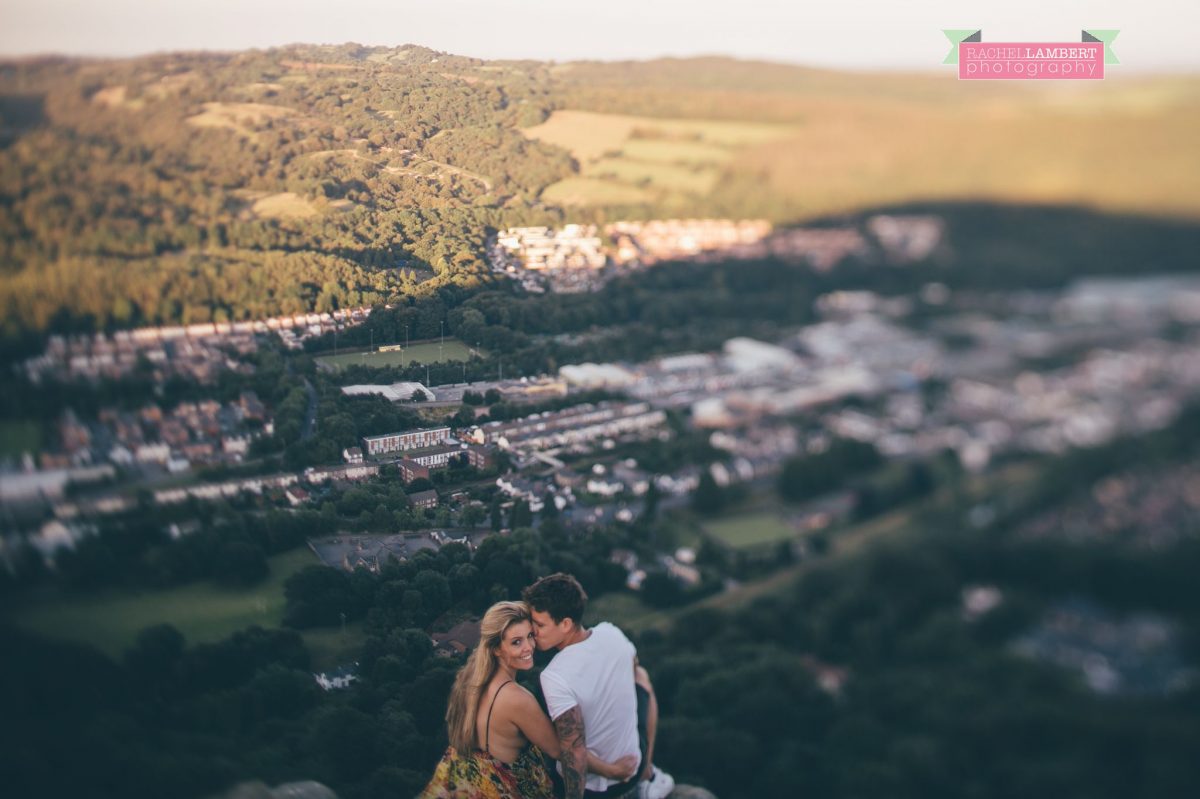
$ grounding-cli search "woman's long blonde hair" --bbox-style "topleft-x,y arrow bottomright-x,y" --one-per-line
445,601 -> 531,755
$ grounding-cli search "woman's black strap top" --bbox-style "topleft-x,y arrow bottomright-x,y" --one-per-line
484,680 -> 512,754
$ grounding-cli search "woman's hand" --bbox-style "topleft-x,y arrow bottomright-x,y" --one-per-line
507,683 -> 638,784
591,753 -> 639,781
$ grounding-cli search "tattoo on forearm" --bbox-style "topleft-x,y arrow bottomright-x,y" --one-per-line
554,707 -> 587,798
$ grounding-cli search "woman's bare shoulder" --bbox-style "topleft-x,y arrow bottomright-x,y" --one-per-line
495,681 -> 540,714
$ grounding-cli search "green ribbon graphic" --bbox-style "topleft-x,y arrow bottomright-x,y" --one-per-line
1083,30 -> 1120,64
944,29 -> 1120,67
942,29 -> 981,65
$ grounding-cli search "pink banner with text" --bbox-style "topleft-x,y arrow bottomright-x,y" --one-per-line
959,42 -> 1105,80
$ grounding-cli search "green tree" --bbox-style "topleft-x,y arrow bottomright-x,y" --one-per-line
691,471 -> 726,515
215,541 -> 268,586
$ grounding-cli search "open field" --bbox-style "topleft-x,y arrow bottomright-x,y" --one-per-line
185,101 -> 294,137
540,177 -> 655,206
527,110 -> 796,206
619,138 -> 734,165
315,339 -> 477,370
723,95 -> 1200,219
523,110 -> 795,160
0,420 -> 41,457
587,590 -> 671,632
588,158 -> 720,194
250,191 -> 319,219
239,81 -> 285,94
703,511 -> 797,551
91,85 -> 144,110
301,621 -> 368,672
523,90 -> 1200,219
281,60 -> 357,73
232,189 -> 330,220
3,547 -> 319,659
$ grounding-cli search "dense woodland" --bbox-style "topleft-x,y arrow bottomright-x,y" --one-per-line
0,44 -> 573,344
3,407 -> 1199,799
0,523 -> 631,799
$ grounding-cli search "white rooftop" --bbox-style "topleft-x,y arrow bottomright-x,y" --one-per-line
657,352 -> 716,372
341,382 -> 436,402
559,363 -> 636,387
723,337 -> 802,372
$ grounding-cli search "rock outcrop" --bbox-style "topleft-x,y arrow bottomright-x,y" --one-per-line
213,781 -> 338,799
213,779 -> 715,798
668,786 -> 719,799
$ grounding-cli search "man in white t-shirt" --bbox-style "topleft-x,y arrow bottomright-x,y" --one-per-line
523,573 -> 674,799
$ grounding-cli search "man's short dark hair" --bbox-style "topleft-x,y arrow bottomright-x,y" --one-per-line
523,573 -> 587,626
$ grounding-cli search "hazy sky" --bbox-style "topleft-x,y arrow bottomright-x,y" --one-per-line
1,0 -> 1197,72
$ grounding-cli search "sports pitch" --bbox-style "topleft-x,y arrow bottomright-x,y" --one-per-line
703,512 -> 797,551
0,420 -> 41,457
3,548 -> 318,659
315,339 -> 478,370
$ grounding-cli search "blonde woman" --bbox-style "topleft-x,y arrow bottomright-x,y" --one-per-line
421,601 -> 637,799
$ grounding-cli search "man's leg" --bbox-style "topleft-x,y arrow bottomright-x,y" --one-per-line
634,666 -> 674,799
634,666 -> 657,781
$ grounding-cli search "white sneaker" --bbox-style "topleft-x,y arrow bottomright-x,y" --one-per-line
638,766 -> 675,799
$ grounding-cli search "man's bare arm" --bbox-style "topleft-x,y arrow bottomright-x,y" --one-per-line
554,706 -> 587,799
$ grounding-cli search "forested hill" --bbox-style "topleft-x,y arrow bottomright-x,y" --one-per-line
1,43 -> 1198,342
0,44 -> 570,340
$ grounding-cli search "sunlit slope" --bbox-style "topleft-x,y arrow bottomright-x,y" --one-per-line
529,64 -> 1200,218
1,45 -> 1198,341
724,90 -> 1200,219
524,110 -> 797,207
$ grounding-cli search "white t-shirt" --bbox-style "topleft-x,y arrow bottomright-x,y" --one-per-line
540,621 -> 640,792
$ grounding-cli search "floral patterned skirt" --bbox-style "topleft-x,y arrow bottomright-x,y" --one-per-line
419,744 -> 555,799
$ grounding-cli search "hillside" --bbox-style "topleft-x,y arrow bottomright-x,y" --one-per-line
1,44 -> 1199,341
